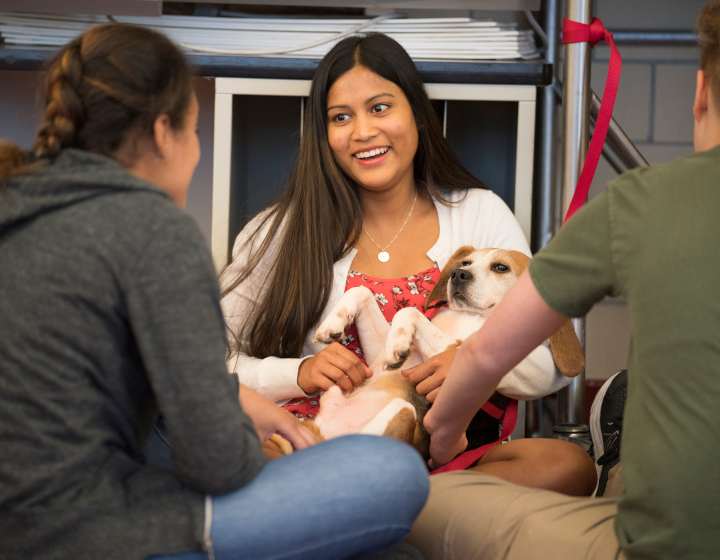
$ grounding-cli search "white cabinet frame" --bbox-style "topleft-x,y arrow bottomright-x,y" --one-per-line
212,77 -> 536,270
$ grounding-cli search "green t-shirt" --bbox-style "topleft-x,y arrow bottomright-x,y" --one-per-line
529,145 -> 720,560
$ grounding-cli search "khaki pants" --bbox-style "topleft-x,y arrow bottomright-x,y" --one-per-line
407,471 -> 624,560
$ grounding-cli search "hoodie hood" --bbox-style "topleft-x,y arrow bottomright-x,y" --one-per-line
0,149 -> 169,236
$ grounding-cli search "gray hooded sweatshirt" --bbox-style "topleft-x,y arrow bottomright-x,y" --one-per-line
0,149 -> 266,559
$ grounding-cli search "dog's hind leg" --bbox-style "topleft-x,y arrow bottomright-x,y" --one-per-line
313,286 -> 390,366
358,398 -> 417,446
267,421 -> 324,456
267,434 -> 294,456
383,307 -> 459,370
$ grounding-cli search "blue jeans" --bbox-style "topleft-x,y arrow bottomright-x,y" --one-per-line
145,424 -> 429,560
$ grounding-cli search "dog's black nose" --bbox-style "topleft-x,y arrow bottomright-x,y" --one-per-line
450,269 -> 473,285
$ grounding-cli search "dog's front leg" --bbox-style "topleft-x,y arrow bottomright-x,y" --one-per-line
383,307 -> 459,370
313,286 -> 390,366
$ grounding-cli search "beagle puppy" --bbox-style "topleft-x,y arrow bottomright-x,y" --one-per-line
271,247 -> 584,458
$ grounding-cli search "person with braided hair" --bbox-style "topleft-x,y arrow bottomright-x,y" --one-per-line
0,23 -> 429,560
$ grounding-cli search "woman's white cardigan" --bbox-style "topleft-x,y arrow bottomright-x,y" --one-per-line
221,188 -> 571,404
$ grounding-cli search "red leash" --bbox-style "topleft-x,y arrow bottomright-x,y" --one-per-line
430,399 -> 518,474
561,17 -> 622,224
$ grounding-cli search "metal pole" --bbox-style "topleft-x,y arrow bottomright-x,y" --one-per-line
554,84 -> 650,172
526,0 -> 561,438
533,0 -> 562,253
553,0 -> 592,443
612,31 -> 696,46
591,92 -> 649,170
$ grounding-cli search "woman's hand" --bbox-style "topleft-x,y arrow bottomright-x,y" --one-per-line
239,385 -> 316,451
297,342 -> 373,393
401,348 -> 457,402
423,407 -> 468,470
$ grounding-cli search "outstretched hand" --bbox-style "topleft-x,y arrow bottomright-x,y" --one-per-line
401,347 -> 457,402
423,407 -> 468,469
239,385 -> 316,451
298,342 -> 373,393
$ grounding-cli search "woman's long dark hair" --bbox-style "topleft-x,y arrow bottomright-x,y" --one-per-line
224,32 -> 488,360
0,24 -> 193,178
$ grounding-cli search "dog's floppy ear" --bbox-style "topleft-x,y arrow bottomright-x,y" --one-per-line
502,250 -> 531,275
426,245 -> 475,310
549,320 -> 585,377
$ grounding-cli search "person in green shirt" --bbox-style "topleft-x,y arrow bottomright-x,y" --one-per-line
406,2 -> 720,559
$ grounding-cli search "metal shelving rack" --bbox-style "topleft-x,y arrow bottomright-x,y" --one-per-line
0,8 -> 553,440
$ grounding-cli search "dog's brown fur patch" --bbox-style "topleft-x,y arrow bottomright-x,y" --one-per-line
369,372 -> 416,397
301,420 -> 324,442
371,373 -> 430,459
445,340 -> 463,352
382,408 -> 416,444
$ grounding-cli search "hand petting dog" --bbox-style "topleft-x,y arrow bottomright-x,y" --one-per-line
239,385 -> 317,456
297,342 -> 373,393
402,348 -> 456,403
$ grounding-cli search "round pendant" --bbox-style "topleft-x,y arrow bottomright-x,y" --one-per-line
378,251 -> 390,263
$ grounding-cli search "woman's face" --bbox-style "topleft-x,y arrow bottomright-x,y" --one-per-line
326,65 -> 419,195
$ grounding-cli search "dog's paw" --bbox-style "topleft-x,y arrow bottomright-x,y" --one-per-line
383,326 -> 413,370
313,308 -> 354,344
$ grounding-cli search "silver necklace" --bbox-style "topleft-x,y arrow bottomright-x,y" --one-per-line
362,191 -> 418,263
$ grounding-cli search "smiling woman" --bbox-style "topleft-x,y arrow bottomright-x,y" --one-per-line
221,32 -> 596,498
221,33 -> 489,370
326,66 -> 419,197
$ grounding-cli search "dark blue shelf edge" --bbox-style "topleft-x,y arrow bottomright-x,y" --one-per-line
0,46 -> 552,86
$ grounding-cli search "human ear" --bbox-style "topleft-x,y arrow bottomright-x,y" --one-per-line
152,114 -> 173,159
694,70 -> 711,152
693,69 -> 709,124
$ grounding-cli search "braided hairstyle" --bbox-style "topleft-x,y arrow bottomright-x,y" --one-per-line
0,23 -> 193,179
698,0 -> 720,109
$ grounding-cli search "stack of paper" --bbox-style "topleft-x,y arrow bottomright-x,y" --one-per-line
0,12 -> 540,60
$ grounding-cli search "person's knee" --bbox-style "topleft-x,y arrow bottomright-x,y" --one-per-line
486,438 -> 597,496
340,436 -> 430,517
541,440 -> 597,496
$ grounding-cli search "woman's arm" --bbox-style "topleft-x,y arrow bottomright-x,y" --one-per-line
425,271 -> 568,467
221,217 -> 371,400
126,212 -> 268,495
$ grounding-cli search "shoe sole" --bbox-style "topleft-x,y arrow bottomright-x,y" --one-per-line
589,369 -> 625,463
589,370 -> 625,496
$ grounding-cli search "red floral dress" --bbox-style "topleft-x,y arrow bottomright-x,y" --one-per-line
282,263 -> 441,419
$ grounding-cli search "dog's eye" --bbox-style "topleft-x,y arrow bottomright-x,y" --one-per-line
461,261 -> 471,267
492,263 -> 510,273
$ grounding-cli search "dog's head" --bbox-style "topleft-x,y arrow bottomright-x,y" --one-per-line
426,246 -> 585,377
427,246 -> 529,316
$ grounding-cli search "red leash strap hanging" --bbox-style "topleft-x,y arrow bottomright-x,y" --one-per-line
562,17 -> 622,225
429,399 -> 518,474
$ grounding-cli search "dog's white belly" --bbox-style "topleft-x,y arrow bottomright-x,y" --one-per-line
314,385 -> 396,439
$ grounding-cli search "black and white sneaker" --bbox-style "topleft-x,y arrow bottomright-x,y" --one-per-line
589,369 -> 627,497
